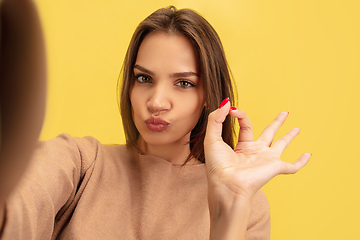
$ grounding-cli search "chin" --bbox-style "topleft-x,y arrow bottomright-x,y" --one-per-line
140,131 -> 190,147
141,135 -> 174,146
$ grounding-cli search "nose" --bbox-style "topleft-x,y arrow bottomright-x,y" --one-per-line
147,82 -> 171,115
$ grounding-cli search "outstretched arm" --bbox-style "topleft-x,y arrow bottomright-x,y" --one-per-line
0,0 -> 46,230
205,98 -> 311,240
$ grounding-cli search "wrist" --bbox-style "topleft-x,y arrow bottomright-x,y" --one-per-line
208,178 -> 253,213
208,181 -> 252,240
209,196 -> 251,240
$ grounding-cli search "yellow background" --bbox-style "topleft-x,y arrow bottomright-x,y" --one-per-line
35,0 -> 360,239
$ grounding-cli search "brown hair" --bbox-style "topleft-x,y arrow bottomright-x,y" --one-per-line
118,6 -> 237,163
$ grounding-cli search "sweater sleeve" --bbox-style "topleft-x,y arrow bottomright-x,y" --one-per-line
246,189 -> 271,240
0,133 -> 100,240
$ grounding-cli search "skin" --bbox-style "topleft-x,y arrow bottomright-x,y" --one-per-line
0,0 -> 47,232
130,31 -> 311,240
0,1 -> 311,238
130,32 -> 205,165
205,103 -> 311,239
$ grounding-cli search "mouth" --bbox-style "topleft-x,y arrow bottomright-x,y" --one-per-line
145,117 -> 169,132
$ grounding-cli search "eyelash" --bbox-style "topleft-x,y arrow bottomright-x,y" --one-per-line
135,74 -> 152,83
134,74 -> 195,89
175,80 -> 195,88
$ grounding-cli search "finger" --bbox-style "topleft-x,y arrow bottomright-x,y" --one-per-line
258,112 -> 289,146
281,153 -> 311,174
229,108 -> 253,142
204,98 -> 231,146
272,127 -> 301,154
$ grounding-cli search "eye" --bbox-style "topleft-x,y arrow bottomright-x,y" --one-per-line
135,74 -> 151,83
176,80 -> 195,88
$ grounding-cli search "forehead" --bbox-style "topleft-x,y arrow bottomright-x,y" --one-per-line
135,32 -> 199,74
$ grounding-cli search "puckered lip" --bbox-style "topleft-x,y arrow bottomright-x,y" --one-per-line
145,116 -> 169,125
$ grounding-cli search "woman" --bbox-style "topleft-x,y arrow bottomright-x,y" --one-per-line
119,6 -> 236,165
0,1 -> 311,240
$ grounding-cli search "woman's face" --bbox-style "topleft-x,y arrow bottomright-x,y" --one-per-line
130,32 -> 205,147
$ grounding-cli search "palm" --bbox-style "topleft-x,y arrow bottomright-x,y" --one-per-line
205,106 -> 310,199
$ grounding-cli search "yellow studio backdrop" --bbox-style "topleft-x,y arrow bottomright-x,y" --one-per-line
34,0 -> 360,239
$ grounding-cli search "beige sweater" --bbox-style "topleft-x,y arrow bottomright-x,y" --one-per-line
1,134 -> 270,239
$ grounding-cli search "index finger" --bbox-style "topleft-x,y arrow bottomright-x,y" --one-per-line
229,108 -> 253,142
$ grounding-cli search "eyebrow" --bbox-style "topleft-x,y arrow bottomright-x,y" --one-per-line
134,64 -> 154,76
134,64 -> 199,78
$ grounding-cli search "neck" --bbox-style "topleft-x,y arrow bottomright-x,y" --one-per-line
138,135 -> 200,165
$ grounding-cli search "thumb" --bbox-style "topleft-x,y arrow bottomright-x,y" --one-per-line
204,98 -> 231,146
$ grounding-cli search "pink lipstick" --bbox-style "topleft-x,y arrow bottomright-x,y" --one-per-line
145,117 -> 169,132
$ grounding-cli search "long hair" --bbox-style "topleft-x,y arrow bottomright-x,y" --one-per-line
118,6 -> 237,163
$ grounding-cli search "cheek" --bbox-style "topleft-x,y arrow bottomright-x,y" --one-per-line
177,92 -> 204,121
130,86 -> 143,113
129,87 -> 141,122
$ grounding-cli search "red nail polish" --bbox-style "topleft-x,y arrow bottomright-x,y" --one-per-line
230,107 -> 237,111
219,97 -> 229,108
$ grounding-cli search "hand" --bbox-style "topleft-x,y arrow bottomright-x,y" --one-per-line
204,99 -> 311,200
0,0 -> 46,206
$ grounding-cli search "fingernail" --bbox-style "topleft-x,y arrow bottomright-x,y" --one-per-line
230,106 -> 237,111
219,97 -> 229,108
